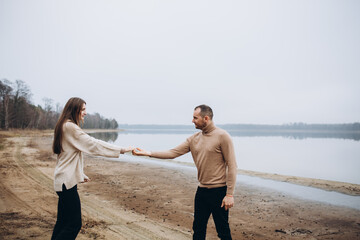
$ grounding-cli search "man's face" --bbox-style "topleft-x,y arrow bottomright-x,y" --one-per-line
192,108 -> 207,130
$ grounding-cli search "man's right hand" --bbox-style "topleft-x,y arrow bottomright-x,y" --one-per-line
132,148 -> 151,157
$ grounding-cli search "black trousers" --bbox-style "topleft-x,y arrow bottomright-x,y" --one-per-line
192,186 -> 232,240
51,184 -> 82,240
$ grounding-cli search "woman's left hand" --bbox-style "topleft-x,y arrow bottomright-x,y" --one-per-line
122,146 -> 135,153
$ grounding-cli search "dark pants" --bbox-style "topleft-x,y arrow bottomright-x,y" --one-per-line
51,184 -> 82,240
192,186 -> 232,240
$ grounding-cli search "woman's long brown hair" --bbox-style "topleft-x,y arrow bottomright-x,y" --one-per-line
52,97 -> 86,154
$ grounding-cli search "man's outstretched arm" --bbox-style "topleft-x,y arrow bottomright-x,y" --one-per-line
132,139 -> 191,159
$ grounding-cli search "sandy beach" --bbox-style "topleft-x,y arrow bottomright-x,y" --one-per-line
1,130 -> 360,239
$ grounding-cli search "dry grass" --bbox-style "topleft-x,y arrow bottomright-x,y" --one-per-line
0,133 -> 10,151
38,149 -> 56,162
26,138 -> 37,148
25,136 -> 56,162
0,136 -> 5,151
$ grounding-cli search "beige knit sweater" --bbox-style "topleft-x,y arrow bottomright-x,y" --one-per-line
150,122 -> 237,195
54,121 -> 124,192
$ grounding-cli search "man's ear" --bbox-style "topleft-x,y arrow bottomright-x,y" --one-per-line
204,116 -> 209,121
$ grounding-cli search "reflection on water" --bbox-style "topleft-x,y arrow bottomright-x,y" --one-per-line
89,131 -> 119,143
122,128 -> 360,141
228,130 -> 360,141
120,129 -> 196,135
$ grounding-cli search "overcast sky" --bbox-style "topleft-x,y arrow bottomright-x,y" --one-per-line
1,0 -> 359,125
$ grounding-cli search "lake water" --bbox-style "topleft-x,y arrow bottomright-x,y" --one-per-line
90,128 -> 360,210
92,129 -> 360,184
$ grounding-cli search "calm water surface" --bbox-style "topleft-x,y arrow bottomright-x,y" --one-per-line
95,130 -> 360,184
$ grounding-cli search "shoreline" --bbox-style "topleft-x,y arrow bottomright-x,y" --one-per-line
109,156 -> 360,211
238,169 -> 360,196
119,155 -> 360,197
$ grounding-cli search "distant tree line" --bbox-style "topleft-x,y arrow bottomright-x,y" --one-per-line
220,122 -> 360,132
0,79 -> 118,130
82,112 -> 118,129
118,123 -> 360,132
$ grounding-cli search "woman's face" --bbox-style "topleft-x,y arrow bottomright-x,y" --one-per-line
79,103 -> 87,121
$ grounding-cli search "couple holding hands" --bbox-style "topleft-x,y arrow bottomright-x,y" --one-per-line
51,97 -> 237,240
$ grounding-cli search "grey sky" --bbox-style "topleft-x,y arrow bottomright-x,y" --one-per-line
1,0 -> 359,124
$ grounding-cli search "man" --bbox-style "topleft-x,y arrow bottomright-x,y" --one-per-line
133,104 -> 237,240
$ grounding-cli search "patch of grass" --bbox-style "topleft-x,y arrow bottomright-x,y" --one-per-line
39,149 -> 56,162
0,212 -> 53,237
26,138 -> 37,148
0,134 -> 8,151
25,137 -> 55,162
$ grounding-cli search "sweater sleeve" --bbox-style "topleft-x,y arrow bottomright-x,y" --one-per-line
64,122 -> 123,157
220,132 -> 238,195
150,137 -> 191,159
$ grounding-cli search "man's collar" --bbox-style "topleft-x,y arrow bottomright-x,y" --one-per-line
202,121 -> 216,134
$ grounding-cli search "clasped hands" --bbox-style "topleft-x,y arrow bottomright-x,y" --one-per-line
122,147 -> 151,156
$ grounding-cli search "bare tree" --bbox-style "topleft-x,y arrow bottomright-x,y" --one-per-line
13,80 -> 32,128
42,97 -> 53,112
0,79 -> 13,130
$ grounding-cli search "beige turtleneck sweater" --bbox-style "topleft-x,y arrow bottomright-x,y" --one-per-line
150,122 -> 237,195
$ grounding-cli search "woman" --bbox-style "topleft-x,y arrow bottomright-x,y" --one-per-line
51,97 -> 133,240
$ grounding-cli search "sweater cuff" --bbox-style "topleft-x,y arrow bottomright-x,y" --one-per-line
120,148 -> 125,154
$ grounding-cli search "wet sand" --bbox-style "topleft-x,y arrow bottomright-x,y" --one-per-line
1,130 -> 360,239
